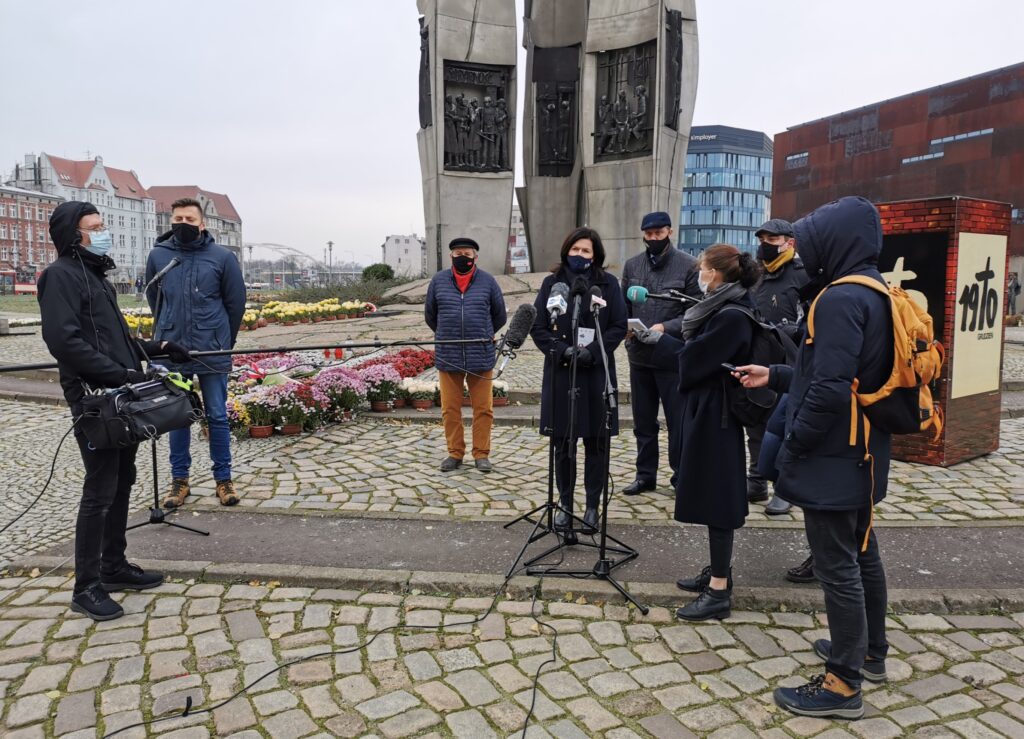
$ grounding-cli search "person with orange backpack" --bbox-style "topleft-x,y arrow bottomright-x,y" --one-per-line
736,197 -> 904,719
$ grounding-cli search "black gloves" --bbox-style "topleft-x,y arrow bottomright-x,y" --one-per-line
124,369 -> 148,384
560,345 -> 595,368
161,341 -> 192,364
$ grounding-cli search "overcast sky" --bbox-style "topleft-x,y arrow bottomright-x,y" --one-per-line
1,0 -> 1020,265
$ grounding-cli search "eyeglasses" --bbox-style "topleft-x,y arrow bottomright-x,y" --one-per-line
78,226 -> 109,234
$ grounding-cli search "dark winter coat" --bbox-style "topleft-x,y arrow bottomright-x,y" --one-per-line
38,201 -> 162,407
753,256 -> 807,336
775,196 -> 894,511
650,294 -> 755,530
620,246 -> 700,367
146,231 -> 246,375
530,268 -> 627,439
424,268 -> 507,373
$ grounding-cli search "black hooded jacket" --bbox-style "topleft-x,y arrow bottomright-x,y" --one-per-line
774,196 -> 894,511
37,201 -> 161,406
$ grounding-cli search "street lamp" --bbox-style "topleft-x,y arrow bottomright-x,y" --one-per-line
327,241 -> 333,285
246,245 -> 253,282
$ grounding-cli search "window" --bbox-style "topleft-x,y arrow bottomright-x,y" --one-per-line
0,247 -> 7,260
930,128 -> 994,146
0,204 -> 5,216
901,152 -> 945,164
0,225 -> 6,238
36,207 -> 43,220
11,226 -> 19,239
785,151 -> 809,170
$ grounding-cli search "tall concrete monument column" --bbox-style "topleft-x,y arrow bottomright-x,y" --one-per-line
522,0 -> 698,271
417,0 -> 517,275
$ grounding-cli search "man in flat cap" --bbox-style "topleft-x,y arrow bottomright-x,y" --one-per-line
620,211 -> 700,496
748,218 -> 807,516
425,237 -> 507,472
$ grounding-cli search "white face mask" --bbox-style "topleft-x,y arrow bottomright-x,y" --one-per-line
698,268 -> 714,295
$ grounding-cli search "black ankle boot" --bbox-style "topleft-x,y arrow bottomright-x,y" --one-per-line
675,586 -> 732,621
554,491 -> 574,530
676,566 -> 733,593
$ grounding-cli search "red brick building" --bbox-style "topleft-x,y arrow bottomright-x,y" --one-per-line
0,185 -> 63,293
772,63 -> 1024,273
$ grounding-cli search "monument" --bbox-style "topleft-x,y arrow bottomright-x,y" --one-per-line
521,0 -> 698,270
416,0 -> 517,275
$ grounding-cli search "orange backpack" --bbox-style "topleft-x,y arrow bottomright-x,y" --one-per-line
807,276 -> 945,551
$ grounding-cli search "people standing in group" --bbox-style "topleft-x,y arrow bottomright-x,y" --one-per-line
748,218 -> 807,515
530,227 -> 627,532
634,244 -> 761,621
620,211 -> 699,497
737,197 -> 894,720
39,201 -> 191,620
425,237 -> 507,473
147,198 -> 246,510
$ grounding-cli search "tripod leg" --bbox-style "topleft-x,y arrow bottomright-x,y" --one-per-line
164,520 -> 210,536
600,572 -> 649,615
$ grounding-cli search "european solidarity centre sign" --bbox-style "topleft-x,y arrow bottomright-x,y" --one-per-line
951,233 -> 1007,399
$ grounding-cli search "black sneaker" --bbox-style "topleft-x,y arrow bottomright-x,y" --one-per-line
71,585 -> 124,621
813,639 -> 888,683
676,565 -> 733,593
101,562 -> 165,592
785,555 -> 816,584
675,586 -> 732,622
773,673 -> 864,720
746,477 -> 769,503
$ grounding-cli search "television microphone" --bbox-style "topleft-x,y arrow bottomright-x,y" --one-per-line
145,257 -> 182,291
546,282 -> 569,328
588,285 -> 607,312
495,303 -> 538,377
625,285 -> 700,305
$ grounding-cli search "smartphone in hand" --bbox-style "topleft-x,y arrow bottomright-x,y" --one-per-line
721,363 -> 748,376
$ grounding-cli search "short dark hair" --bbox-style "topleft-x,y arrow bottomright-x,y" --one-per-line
552,226 -> 607,280
171,197 -> 203,216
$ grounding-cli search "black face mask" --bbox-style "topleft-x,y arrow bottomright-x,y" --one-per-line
172,222 -> 201,244
758,243 -> 781,262
452,255 -> 475,274
644,237 -> 671,255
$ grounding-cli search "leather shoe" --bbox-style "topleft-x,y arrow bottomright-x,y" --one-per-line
554,510 -> 572,531
765,495 -> 792,515
474,458 -> 492,473
623,479 -> 656,496
440,457 -> 462,472
786,555 -> 816,583
746,477 -> 769,503
582,507 -> 598,533
676,586 -> 732,621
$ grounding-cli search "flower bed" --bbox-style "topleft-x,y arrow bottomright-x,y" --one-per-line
354,348 -> 435,378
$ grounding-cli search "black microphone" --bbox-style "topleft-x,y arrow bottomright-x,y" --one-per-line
546,282 -> 570,328
145,257 -> 182,290
495,303 -> 538,377
588,285 -> 607,313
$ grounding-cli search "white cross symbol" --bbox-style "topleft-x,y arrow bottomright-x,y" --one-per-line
882,257 -> 929,312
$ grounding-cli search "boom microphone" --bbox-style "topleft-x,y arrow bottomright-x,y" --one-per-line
546,282 -> 569,327
145,257 -> 182,291
625,285 -> 700,305
495,303 -> 538,377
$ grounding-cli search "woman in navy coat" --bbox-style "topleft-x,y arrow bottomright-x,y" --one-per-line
530,228 -> 627,532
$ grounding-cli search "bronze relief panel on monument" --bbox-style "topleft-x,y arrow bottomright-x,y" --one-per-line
664,9 -> 683,131
534,46 -> 580,177
593,41 -> 656,162
443,61 -> 512,173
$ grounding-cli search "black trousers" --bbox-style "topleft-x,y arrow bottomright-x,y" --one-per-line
803,506 -> 889,689
745,420 -> 766,481
629,364 -> 681,485
708,526 -> 734,579
74,434 -> 138,593
554,436 -> 605,511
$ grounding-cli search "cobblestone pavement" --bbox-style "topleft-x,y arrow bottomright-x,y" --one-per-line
2,575 -> 1024,738
2,400 -> 1023,567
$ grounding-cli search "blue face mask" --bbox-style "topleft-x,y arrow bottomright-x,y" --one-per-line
83,229 -> 113,257
567,255 -> 592,273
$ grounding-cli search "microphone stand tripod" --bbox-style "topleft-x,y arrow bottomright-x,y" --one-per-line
127,267 -> 208,538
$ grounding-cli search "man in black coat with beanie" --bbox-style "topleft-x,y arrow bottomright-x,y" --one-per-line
38,201 -> 191,621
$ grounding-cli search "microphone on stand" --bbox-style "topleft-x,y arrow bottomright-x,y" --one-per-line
144,257 -> 182,291
625,284 -> 700,306
546,282 -> 569,328
588,285 -> 607,313
494,303 -> 538,377
568,277 -> 588,345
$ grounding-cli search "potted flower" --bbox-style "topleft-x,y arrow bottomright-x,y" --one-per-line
242,392 -> 274,438
492,380 -> 509,407
276,389 -> 306,435
394,382 -> 410,408
408,382 -> 434,410
360,363 -> 401,412
314,368 -> 366,422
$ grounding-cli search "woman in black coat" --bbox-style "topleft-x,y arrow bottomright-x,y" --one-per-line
638,243 -> 761,620
530,227 -> 628,533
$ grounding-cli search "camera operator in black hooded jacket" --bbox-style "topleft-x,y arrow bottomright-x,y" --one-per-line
746,219 -> 807,515
38,201 -> 191,621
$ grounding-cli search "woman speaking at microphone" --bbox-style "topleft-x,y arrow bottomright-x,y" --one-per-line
634,243 -> 761,621
530,228 -> 627,533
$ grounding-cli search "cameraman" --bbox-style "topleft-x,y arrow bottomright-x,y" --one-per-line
38,201 -> 190,621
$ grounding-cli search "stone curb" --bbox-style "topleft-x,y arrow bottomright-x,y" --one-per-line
9,555 -> 1024,614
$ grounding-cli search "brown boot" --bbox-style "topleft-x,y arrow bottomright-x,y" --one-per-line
215,479 -> 240,506
163,478 -> 190,509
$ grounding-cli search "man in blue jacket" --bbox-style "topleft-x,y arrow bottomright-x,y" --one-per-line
425,237 -> 507,472
742,197 -> 894,719
146,198 -> 246,508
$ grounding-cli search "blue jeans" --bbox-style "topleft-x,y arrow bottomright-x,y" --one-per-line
169,373 -> 231,482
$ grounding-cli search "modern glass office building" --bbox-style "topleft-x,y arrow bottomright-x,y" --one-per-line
678,125 -> 773,254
